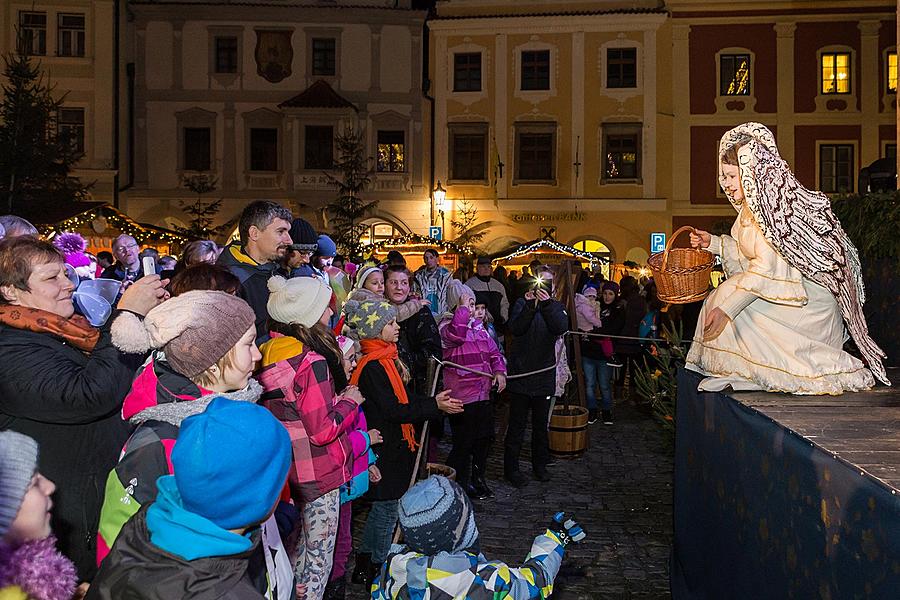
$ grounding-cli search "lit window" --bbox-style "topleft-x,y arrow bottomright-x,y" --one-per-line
888,52 -> 897,94
602,123 -> 642,181
720,54 -> 750,96
376,130 -> 405,173
821,52 -> 851,94
58,14 -> 85,57
819,144 -> 854,193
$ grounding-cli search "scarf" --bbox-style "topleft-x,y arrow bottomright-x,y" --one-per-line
0,306 -> 99,352
0,536 -> 77,600
351,339 -> 417,451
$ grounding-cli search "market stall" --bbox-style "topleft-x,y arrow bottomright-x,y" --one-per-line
362,234 -> 470,272
30,202 -> 189,255
490,239 -> 608,274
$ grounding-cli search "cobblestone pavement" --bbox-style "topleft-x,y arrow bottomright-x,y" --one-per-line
346,397 -> 674,599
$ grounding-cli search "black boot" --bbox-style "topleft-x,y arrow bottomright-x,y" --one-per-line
351,552 -> 371,585
323,578 -> 346,600
471,465 -> 494,498
365,561 -> 383,589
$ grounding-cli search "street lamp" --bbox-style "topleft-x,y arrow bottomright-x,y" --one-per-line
433,180 -> 447,233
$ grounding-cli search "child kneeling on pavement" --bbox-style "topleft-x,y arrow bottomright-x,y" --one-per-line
372,475 -> 585,599
87,398 -> 292,599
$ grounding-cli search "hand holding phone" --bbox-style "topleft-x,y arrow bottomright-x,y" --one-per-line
142,256 -> 156,277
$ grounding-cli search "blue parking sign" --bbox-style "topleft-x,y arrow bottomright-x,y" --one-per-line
429,226 -> 442,241
651,233 -> 666,253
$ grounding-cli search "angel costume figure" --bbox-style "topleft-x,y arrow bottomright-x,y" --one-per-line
685,122 -> 889,395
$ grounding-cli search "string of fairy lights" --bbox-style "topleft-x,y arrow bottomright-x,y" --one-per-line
38,205 -> 187,247
492,239 -> 609,268
363,233 -> 471,256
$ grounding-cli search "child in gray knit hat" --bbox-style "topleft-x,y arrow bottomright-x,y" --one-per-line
372,475 -> 585,600
0,431 -> 78,600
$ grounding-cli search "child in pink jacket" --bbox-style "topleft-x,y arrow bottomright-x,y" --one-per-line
439,282 -> 506,499
327,336 -> 382,599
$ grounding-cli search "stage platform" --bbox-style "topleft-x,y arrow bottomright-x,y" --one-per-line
672,368 -> 900,599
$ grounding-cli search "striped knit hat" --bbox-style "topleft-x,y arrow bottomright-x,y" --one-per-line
399,475 -> 479,555
0,431 -> 39,538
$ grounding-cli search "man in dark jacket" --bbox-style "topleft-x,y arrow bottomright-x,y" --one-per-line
101,234 -> 150,282
503,266 -> 569,488
465,256 -> 509,331
217,201 -> 292,342
87,398 -> 293,600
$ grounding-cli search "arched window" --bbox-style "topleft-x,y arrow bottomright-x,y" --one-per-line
572,239 -> 611,280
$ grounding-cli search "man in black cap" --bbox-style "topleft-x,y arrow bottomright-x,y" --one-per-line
281,217 -> 319,278
465,256 -> 509,330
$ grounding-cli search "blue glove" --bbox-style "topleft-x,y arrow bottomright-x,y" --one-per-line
548,511 -> 586,545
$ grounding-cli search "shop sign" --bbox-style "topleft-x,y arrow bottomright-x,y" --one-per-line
511,212 -> 586,223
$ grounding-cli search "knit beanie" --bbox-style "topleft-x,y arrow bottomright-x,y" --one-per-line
399,475 -> 479,555
172,397 -> 291,529
601,281 -> 620,295
111,290 -> 255,378
52,232 -> 91,269
343,298 -> 397,340
336,334 -> 356,358
316,235 -> 337,257
289,218 -> 318,252
266,275 -> 333,328
445,279 -> 475,309
354,266 -> 383,292
0,431 -> 39,538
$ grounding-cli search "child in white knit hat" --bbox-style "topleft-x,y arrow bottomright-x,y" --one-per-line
259,275 -> 366,600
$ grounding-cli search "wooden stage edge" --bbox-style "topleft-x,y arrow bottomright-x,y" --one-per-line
730,367 -> 900,491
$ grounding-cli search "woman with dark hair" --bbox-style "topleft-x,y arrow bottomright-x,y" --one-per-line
258,275 -> 365,599
615,276 -> 647,389
0,235 -> 167,580
168,263 -> 241,296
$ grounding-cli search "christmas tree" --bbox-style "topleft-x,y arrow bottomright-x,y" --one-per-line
0,51 -> 90,214
324,127 -> 375,261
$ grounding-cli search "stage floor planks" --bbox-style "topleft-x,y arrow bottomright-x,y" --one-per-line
731,368 -> 900,491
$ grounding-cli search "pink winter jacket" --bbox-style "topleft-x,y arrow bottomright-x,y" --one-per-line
574,293 -> 602,332
439,305 -> 506,404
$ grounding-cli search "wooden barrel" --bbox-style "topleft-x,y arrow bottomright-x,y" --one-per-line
426,462 -> 457,481
548,406 -> 589,456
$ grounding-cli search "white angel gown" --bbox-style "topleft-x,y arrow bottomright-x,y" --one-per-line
685,206 -> 875,395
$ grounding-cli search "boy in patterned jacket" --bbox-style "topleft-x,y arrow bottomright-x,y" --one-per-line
372,475 -> 585,600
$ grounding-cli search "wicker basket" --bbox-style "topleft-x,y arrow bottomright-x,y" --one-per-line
648,226 -> 715,304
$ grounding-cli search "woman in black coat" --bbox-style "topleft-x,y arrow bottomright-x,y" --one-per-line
0,236 -> 166,580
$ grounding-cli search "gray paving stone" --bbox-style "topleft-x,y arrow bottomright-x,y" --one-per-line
345,398 -> 673,599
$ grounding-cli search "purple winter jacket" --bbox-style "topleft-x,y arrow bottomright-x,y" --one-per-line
439,306 -> 507,404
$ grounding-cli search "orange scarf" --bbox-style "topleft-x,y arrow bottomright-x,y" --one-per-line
351,338 -> 418,452
0,306 -> 99,352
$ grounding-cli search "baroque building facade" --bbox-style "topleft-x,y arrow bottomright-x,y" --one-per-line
667,0 -> 897,234
429,0 -> 670,265
1,0 -> 121,200
120,0 -> 430,237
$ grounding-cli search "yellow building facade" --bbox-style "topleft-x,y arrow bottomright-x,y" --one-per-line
1,0 -> 120,201
428,0 -> 671,266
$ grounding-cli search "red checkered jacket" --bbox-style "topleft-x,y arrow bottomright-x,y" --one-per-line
258,336 -> 358,503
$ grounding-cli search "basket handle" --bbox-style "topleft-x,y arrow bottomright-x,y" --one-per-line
662,226 -> 697,271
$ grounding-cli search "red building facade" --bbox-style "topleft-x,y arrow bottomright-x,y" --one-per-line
668,1 -> 896,235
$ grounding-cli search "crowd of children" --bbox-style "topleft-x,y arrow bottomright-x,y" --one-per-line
0,209 -> 587,600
